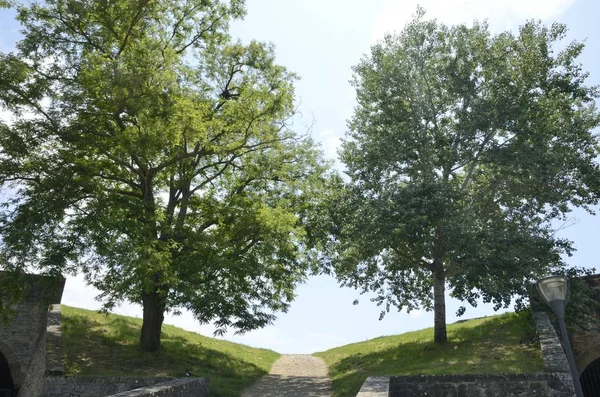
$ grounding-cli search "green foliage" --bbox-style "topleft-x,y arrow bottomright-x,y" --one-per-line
0,0 -> 329,349
564,274 -> 600,332
314,311 -> 544,397
61,305 -> 279,397
530,267 -> 600,332
323,8 -> 600,342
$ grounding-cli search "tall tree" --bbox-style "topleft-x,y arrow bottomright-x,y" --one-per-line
0,0 -> 327,352
326,9 -> 600,344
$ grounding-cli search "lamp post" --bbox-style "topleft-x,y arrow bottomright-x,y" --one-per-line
536,275 -> 584,397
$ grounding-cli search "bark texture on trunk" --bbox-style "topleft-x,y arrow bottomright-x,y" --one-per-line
433,267 -> 447,344
140,291 -> 165,352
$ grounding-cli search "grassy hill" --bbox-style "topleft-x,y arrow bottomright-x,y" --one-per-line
314,311 -> 544,397
61,306 -> 544,397
60,305 -> 279,397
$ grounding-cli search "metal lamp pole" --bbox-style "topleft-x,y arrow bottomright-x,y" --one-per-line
536,275 -> 584,397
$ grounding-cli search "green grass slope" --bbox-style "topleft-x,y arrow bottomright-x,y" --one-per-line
61,305 -> 279,397
313,311 -> 544,397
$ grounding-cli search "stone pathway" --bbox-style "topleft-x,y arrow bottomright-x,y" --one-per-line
242,354 -> 332,397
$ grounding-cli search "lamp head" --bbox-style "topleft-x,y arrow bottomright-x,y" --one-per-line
536,275 -> 569,305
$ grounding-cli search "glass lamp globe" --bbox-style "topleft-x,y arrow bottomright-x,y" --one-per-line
536,275 -> 569,304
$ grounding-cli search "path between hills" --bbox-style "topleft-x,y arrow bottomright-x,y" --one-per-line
241,354 -> 332,397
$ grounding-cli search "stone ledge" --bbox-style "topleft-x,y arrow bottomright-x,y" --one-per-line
388,372 -> 575,397
356,376 -> 389,396
106,378 -> 209,397
43,376 -> 174,385
42,376 -> 174,396
392,372 -> 567,383
533,311 -> 571,374
45,303 -> 65,376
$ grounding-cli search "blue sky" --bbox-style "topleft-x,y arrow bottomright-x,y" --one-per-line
1,0 -> 599,354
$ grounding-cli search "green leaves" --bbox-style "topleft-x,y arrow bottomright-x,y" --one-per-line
328,9 -> 600,340
0,0 -> 328,346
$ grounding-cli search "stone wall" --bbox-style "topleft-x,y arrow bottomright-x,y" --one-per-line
45,304 -> 65,376
388,373 -> 574,396
42,376 -> 173,397
356,373 -> 576,397
533,312 -> 572,374
570,274 -> 600,373
106,378 -> 209,397
0,273 -> 65,394
0,297 -> 48,391
19,325 -> 49,397
355,376 -> 389,397
42,377 -> 209,397
572,328 -> 600,373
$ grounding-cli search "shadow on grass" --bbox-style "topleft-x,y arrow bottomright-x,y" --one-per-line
62,313 -> 271,397
324,312 -> 543,397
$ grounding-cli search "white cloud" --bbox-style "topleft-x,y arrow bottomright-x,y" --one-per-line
372,0 -> 577,42
409,309 -> 422,319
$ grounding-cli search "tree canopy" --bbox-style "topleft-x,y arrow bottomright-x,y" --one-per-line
0,0 -> 328,351
324,9 -> 600,343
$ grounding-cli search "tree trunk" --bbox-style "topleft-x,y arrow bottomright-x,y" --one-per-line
140,291 -> 165,352
433,267 -> 447,344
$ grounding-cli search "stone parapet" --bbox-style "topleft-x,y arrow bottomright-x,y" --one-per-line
106,378 -> 209,397
533,311 -> 571,374
42,377 -> 208,397
388,372 -> 574,397
42,376 -> 173,396
355,376 -> 389,396
45,304 -> 65,376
